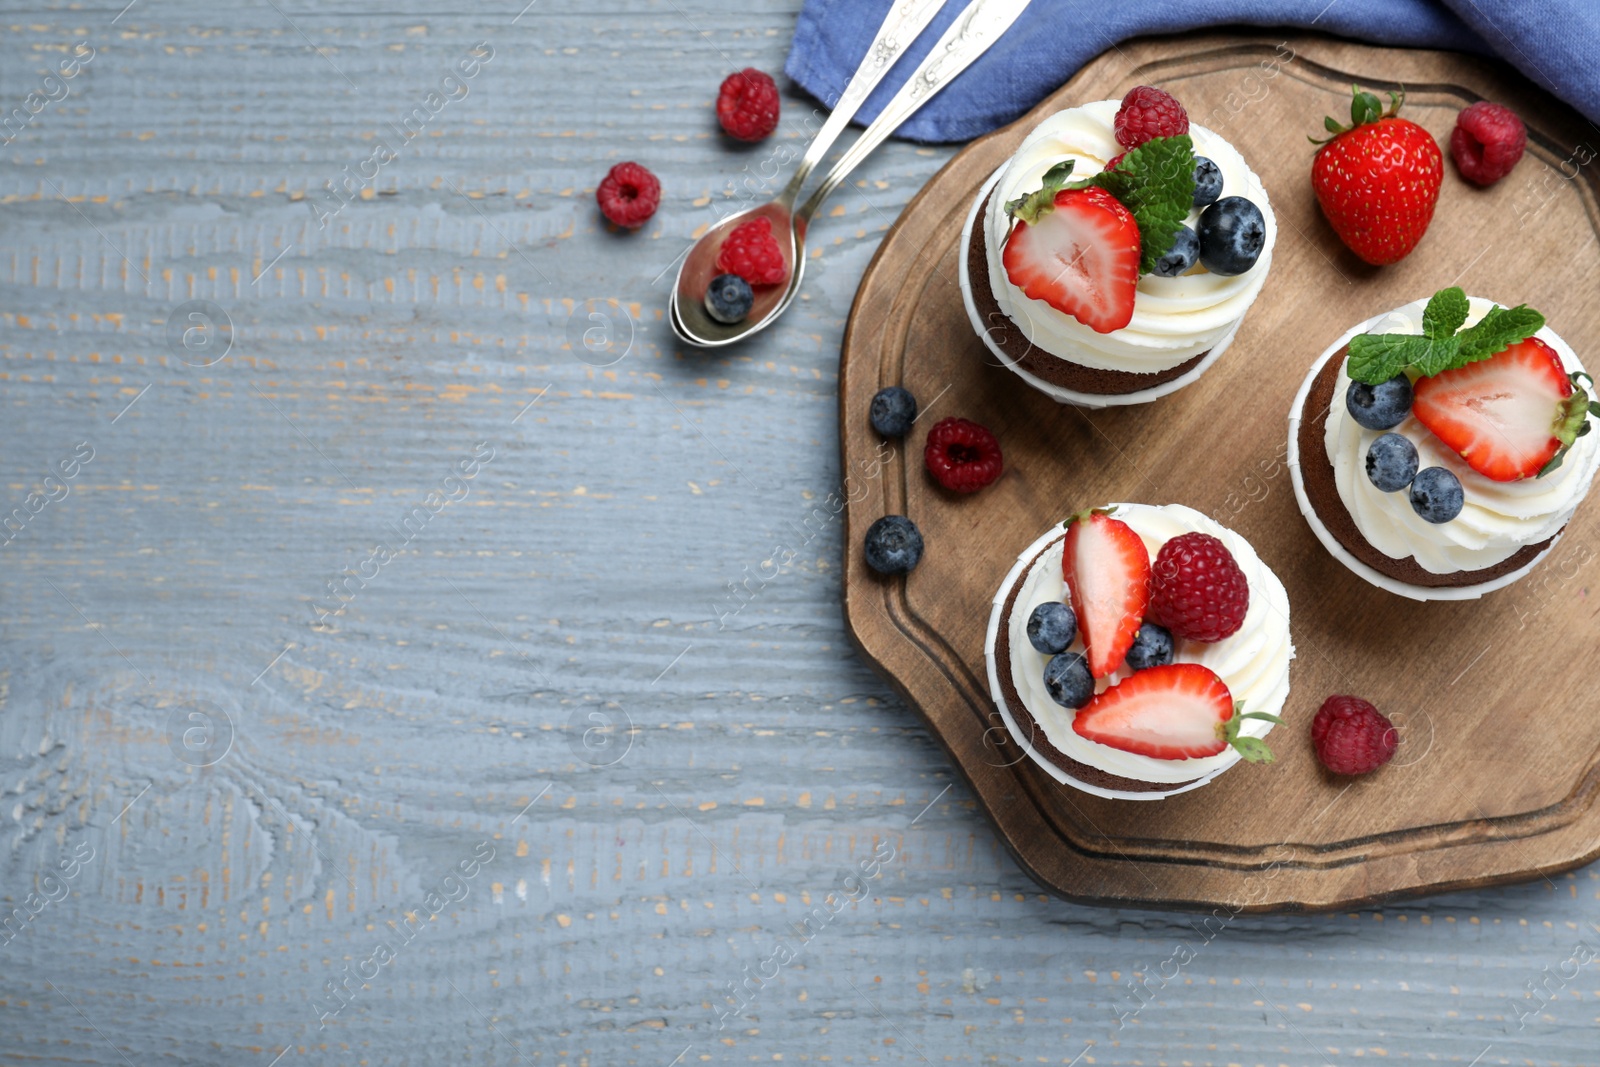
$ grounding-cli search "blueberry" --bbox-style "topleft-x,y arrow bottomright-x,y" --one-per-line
1197,196 -> 1266,276
1043,651 -> 1094,710
704,273 -> 754,324
1409,467 -> 1464,524
1365,432 -> 1419,492
864,515 -> 923,575
1124,622 -> 1174,671
1192,156 -> 1224,207
869,386 -> 918,437
1026,601 -> 1077,654
1151,225 -> 1200,278
1345,374 -> 1413,431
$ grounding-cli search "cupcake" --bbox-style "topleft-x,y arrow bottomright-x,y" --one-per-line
1289,288 -> 1600,600
984,503 -> 1294,800
960,87 -> 1276,408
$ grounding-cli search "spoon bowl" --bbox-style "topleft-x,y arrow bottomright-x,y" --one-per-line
672,200 -> 801,347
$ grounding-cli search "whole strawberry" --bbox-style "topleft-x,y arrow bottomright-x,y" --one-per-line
1310,86 -> 1442,266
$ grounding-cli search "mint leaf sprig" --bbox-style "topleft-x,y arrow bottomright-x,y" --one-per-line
1074,134 -> 1196,275
1003,136 -> 1198,277
1346,286 -> 1545,385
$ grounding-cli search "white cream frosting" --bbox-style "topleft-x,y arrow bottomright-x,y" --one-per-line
1324,297 -> 1600,575
983,100 -> 1276,374
1001,504 -> 1294,787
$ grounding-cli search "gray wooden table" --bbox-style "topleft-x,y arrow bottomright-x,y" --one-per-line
2,3 -> 1597,1064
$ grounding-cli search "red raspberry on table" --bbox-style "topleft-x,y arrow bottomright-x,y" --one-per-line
1310,695 -> 1398,775
595,162 -> 660,228
1147,532 -> 1249,642
715,216 -> 788,286
1113,85 -> 1189,149
1450,101 -> 1526,186
923,417 -> 1002,493
717,68 -> 781,142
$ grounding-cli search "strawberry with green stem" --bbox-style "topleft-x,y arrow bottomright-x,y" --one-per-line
1001,136 -> 1196,334
1070,662 -> 1283,762
1310,85 -> 1442,265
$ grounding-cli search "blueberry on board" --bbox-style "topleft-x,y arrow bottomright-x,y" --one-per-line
864,515 -> 924,575
869,386 -> 918,438
1192,156 -> 1224,207
1151,225 -> 1200,278
1345,375 -> 1414,431
1409,467 -> 1464,523
1197,196 -> 1266,276
704,273 -> 754,324
1026,601 -> 1077,655
1043,651 -> 1095,710
1124,622 -> 1174,671
1365,432 -> 1419,492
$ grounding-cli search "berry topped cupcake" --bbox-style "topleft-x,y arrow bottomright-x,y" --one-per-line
1290,287 -> 1600,600
960,86 -> 1276,407
984,504 -> 1294,799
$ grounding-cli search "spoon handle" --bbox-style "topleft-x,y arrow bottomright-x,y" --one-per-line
784,0 -> 952,202
796,0 -> 1034,223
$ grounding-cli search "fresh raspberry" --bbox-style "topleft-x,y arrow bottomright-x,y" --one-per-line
715,216 -> 788,286
1310,695 -> 1397,775
1450,101 -> 1526,186
717,68 -> 781,142
1102,152 -> 1127,172
595,162 -> 660,228
923,417 -> 1002,493
1113,85 -> 1189,149
1147,532 -> 1249,642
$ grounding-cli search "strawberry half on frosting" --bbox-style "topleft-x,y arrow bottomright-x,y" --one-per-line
1071,662 -> 1281,763
1412,336 -> 1593,482
1002,163 -> 1140,335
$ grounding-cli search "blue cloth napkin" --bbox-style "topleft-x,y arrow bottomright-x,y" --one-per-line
785,0 -> 1600,143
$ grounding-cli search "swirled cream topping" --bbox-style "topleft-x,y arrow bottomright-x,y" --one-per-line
984,100 -> 1276,374
1005,503 -> 1294,785
1325,297 -> 1600,574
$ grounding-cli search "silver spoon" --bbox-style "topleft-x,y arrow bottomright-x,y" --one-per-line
667,0 -> 948,348
671,0 -> 1034,348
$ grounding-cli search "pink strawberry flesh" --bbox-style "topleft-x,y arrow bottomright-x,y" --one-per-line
1071,663 -> 1234,760
1062,510 -> 1150,679
1412,337 -> 1576,482
1002,186 -> 1140,335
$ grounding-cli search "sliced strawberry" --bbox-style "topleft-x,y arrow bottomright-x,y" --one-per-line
1071,663 -> 1233,759
1002,186 -> 1140,334
1412,337 -> 1586,482
1062,509 -> 1149,679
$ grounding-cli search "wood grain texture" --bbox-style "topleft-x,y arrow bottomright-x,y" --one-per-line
841,34 -> 1600,915
2,5 -> 1600,1066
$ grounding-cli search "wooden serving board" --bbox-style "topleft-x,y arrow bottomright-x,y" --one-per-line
840,32 -> 1600,911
